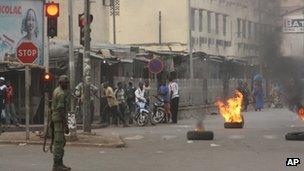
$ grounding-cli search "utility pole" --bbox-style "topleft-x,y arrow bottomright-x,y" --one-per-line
109,0 -> 120,44
188,0 -> 194,79
159,11 -> 162,44
68,0 -> 77,139
83,0 -> 92,133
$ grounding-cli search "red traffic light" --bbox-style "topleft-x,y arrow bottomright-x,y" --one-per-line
78,13 -> 93,27
43,73 -> 52,81
45,2 -> 59,18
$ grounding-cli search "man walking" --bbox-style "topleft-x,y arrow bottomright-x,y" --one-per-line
0,77 -> 7,128
5,81 -> 20,127
51,75 -> 71,171
169,76 -> 179,124
126,80 -> 136,123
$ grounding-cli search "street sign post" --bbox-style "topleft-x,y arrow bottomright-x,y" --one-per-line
148,58 -> 164,74
16,42 -> 38,63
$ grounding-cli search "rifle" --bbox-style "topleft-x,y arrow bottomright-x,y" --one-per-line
43,93 -> 54,153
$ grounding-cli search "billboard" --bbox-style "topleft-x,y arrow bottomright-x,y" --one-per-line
0,0 -> 44,65
283,16 -> 304,33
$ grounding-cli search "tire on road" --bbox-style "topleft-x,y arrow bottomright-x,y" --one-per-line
187,131 -> 214,140
285,132 -> 304,141
224,122 -> 244,128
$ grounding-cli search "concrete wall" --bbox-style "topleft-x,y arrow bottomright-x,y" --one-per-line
55,0 -> 109,44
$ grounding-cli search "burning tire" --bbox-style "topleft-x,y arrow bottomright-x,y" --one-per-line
224,115 -> 244,129
187,131 -> 214,140
285,132 -> 304,141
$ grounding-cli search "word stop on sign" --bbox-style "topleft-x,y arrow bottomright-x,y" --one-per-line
18,49 -> 37,57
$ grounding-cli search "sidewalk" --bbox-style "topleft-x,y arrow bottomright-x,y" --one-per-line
0,130 -> 125,148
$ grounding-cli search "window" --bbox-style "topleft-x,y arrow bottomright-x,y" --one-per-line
242,20 -> 246,38
215,13 -> 219,34
207,11 -> 211,33
237,18 -> 241,37
248,21 -> 251,37
191,8 -> 195,31
223,15 -> 227,36
199,10 -> 203,32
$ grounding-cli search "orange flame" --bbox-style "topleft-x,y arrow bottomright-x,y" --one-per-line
298,108 -> 304,121
216,90 -> 243,123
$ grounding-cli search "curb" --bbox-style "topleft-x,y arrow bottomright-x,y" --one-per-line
0,139 -> 126,148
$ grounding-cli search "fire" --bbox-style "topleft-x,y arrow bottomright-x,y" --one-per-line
216,90 -> 243,123
298,108 -> 304,120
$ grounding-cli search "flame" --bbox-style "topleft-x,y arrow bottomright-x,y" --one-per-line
298,108 -> 304,120
216,90 -> 243,123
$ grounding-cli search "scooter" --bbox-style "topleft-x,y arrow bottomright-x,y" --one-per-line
151,95 -> 166,124
134,101 -> 150,126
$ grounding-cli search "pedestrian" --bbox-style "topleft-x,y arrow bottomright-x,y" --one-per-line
158,80 -> 171,123
0,77 -> 7,126
143,80 -> 151,106
51,75 -> 71,171
5,81 -> 20,127
242,82 -> 250,112
252,82 -> 264,111
99,82 -> 109,125
169,76 -> 179,124
126,79 -> 136,124
74,82 -> 99,124
103,82 -> 128,127
115,82 -> 127,125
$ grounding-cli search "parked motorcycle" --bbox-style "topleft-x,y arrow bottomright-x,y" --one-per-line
151,96 -> 166,124
133,101 -> 150,126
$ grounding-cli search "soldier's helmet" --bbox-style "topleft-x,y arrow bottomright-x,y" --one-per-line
58,75 -> 69,83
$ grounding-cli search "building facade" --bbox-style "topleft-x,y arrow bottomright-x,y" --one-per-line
111,0 -> 278,62
280,0 -> 304,58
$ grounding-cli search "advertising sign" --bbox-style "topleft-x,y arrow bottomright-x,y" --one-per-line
0,0 -> 44,65
283,16 -> 304,33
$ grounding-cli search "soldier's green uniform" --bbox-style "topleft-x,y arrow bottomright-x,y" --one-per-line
51,75 -> 71,171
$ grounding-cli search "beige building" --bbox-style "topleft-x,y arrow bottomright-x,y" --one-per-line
280,0 -> 304,58
55,0 -> 109,44
111,0 -> 278,61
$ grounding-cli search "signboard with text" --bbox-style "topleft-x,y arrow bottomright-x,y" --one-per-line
0,0 -> 44,65
283,16 -> 304,33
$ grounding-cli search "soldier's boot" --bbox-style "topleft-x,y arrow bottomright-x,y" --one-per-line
52,159 -> 71,171
59,158 -> 71,171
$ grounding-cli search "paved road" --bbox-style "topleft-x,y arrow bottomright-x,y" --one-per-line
1,108 -> 304,171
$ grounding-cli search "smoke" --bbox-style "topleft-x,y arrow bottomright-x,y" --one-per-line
260,27 -> 304,111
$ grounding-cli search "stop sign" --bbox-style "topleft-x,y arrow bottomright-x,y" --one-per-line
16,42 -> 38,63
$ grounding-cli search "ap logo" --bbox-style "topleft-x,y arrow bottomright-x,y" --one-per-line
286,158 -> 300,166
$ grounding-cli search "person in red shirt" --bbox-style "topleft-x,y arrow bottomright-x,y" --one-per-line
5,81 -> 20,127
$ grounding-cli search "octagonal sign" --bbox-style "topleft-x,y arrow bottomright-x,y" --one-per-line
16,42 -> 38,63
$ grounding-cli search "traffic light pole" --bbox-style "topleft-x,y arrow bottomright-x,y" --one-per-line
67,0 -> 78,140
83,0 -> 92,133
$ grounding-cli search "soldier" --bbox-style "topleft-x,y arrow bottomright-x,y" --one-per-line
51,75 -> 71,171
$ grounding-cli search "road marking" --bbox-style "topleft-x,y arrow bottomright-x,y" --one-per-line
210,143 -> 221,147
175,125 -> 191,128
162,135 -> 177,140
155,150 -> 164,154
263,135 -> 277,139
229,135 -> 244,139
124,135 -> 144,140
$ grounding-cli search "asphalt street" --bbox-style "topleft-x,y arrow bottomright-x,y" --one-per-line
1,108 -> 304,171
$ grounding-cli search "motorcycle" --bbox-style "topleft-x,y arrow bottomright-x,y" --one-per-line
151,95 -> 166,124
133,101 -> 150,126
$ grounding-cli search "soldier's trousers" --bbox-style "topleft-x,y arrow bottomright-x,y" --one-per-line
53,122 -> 66,161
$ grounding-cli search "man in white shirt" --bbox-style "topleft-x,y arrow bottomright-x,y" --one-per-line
169,76 -> 179,124
135,82 -> 146,104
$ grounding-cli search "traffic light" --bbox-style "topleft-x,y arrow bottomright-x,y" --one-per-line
79,13 -> 93,46
45,2 -> 59,38
42,72 -> 53,92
